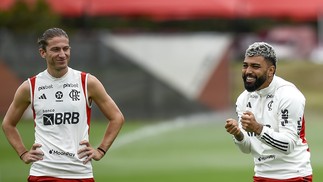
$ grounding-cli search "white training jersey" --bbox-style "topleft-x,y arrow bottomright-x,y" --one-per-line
234,75 -> 312,179
28,67 -> 93,178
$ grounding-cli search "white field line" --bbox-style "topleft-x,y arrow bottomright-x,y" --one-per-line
111,111 -> 233,149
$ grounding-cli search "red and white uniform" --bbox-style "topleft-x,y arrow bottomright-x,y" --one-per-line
28,67 -> 93,178
234,75 -> 312,179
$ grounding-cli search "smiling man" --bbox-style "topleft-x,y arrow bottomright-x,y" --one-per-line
225,42 -> 313,181
2,28 -> 124,182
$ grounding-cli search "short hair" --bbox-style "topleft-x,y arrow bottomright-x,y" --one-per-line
245,42 -> 277,67
37,28 -> 69,50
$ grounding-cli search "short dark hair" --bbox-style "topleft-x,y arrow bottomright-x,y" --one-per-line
38,28 -> 69,50
245,42 -> 277,67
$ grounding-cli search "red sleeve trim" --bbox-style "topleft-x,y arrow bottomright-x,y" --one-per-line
81,72 -> 92,133
29,76 -> 37,125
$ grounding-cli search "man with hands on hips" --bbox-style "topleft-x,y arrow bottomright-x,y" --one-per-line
225,42 -> 312,182
2,28 -> 124,182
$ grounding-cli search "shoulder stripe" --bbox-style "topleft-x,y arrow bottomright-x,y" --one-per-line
29,76 -> 36,120
81,72 -> 87,97
81,72 -> 92,133
300,116 -> 307,144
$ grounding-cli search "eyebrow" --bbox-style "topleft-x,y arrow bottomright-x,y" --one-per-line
243,62 -> 262,68
50,46 -> 70,49
243,62 -> 261,65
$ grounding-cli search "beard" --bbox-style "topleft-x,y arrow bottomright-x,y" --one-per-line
243,73 -> 267,92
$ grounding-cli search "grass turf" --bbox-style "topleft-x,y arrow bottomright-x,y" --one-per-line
0,114 -> 322,182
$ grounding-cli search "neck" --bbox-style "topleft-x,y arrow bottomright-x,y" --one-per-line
257,75 -> 274,91
47,67 -> 68,78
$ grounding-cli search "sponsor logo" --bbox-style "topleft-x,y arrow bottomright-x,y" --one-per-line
297,117 -> 302,135
43,112 -> 80,125
38,84 -> 53,91
43,109 -> 55,113
281,109 -> 289,126
250,95 -> 258,98
63,83 -> 78,89
258,155 -> 275,162
69,89 -> 80,101
55,91 -> 63,102
49,149 -> 75,157
38,93 -> 47,99
266,94 -> 274,99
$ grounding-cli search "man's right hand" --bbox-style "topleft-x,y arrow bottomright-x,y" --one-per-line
225,119 -> 244,141
21,143 -> 44,164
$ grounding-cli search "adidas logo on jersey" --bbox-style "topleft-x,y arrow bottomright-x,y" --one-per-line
39,94 -> 47,99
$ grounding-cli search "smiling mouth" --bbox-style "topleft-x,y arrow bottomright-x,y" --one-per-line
56,59 -> 66,63
246,76 -> 256,83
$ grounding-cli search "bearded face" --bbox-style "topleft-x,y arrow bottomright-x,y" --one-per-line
242,43 -> 277,92
243,72 -> 267,92
241,55 -> 274,92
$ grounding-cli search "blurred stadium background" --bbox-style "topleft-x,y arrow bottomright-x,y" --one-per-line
0,0 -> 323,181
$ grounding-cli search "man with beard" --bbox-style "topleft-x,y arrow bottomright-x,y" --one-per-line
225,42 -> 313,181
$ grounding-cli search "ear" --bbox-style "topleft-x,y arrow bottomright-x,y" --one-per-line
268,65 -> 275,77
39,48 -> 46,58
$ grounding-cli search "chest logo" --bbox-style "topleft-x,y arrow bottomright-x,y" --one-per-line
267,100 -> 273,111
39,93 -> 47,100
43,112 -> 80,125
55,91 -> 63,100
246,102 -> 252,108
69,89 -> 80,101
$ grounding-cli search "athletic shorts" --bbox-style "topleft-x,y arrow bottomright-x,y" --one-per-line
28,176 -> 95,182
253,175 -> 312,182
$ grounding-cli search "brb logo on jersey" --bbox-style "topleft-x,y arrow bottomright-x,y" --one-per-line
43,112 -> 80,125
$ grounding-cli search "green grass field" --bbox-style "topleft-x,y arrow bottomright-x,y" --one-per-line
0,112 -> 322,182
1,60 -> 323,181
